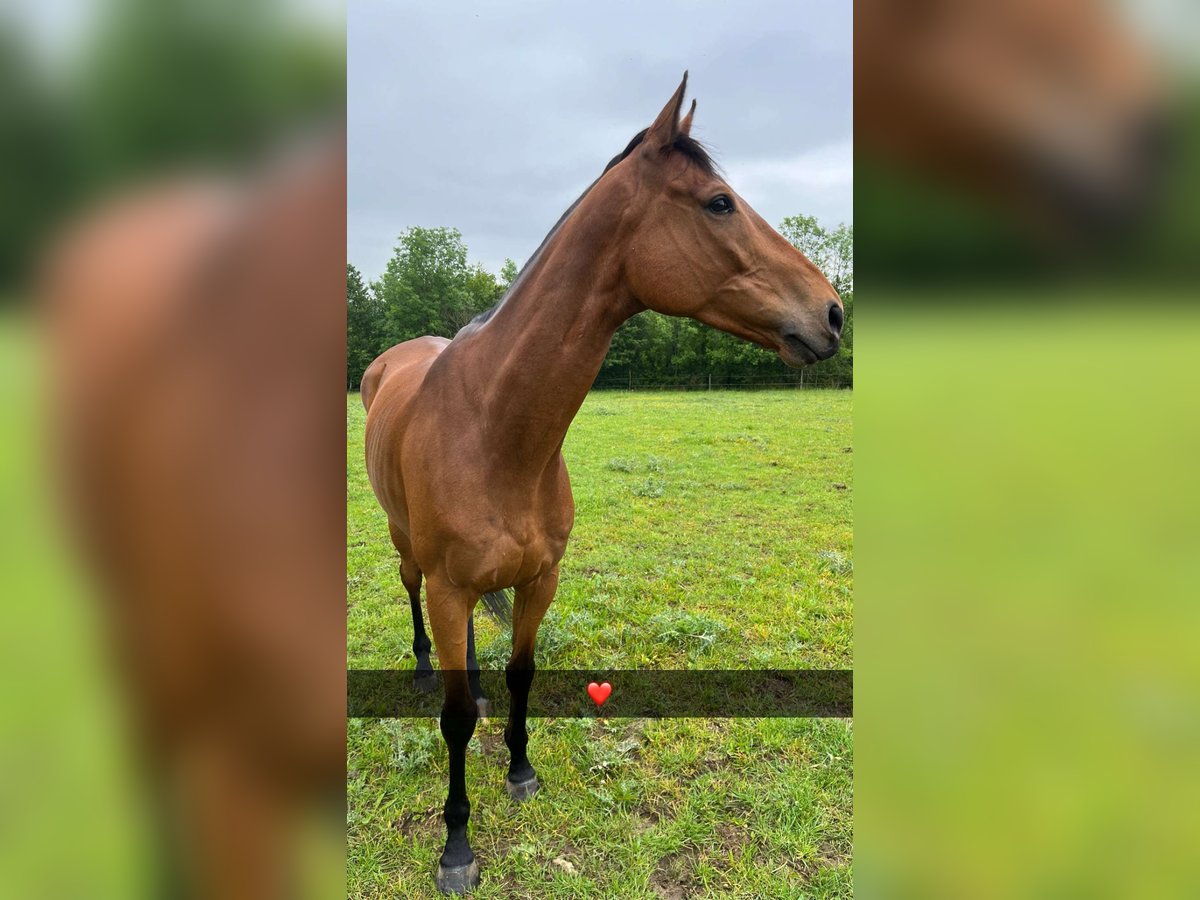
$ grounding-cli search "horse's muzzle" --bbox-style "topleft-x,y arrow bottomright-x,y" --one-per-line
780,331 -> 839,367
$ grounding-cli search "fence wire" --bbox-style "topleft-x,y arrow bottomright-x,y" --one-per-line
591,373 -> 852,391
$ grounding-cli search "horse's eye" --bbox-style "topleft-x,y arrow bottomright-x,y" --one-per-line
706,195 -> 735,215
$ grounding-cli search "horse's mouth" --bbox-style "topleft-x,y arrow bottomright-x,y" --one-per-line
779,332 -> 835,368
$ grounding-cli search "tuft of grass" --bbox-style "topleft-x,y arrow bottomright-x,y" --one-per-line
647,610 -> 728,650
476,628 -> 513,668
630,476 -> 666,498
389,720 -> 444,774
531,615 -> 574,665
606,457 -> 638,473
818,550 -> 854,577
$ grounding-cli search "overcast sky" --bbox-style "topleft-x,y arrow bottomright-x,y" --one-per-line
348,0 -> 851,280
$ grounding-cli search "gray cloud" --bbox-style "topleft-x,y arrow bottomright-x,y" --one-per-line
349,0 -> 851,279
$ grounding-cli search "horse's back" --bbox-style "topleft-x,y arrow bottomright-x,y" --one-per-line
362,336 -> 450,413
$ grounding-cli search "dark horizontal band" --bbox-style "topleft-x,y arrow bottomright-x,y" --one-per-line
348,669 -> 851,718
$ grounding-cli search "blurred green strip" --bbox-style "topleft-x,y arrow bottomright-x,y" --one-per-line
0,312 -> 148,898
858,301 -> 1200,897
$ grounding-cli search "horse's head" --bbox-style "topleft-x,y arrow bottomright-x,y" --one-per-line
856,0 -> 1164,240
611,74 -> 842,368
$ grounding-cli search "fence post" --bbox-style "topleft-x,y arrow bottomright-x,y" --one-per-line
708,374 -> 712,391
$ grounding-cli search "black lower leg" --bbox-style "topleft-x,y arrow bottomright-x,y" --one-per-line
409,590 -> 434,680
466,615 -> 486,708
439,680 -> 478,877
504,662 -> 537,787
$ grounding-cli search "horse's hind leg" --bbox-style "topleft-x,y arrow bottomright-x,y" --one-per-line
405,561 -> 437,692
388,520 -> 435,692
466,614 -> 489,716
504,566 -> 559,802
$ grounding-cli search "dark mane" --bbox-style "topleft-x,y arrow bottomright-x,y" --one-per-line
465,303 -> 500,328
459,129 -> 717,333
604,128 -> 718,177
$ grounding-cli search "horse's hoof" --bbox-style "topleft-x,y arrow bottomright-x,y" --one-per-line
475,697 -> 490,718
413,672 -> 438,693
505,774 -> 540,803
435,858 -> 480,894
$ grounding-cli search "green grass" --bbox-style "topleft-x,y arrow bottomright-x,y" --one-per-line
348,390 -> 854,898
0,312 -> 149,898
349,391 -> 853,671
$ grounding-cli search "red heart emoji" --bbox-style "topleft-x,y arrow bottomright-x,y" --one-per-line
587,681 -> 612,707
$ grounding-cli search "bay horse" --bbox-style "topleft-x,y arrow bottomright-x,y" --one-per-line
855,0 -> 1164,240
42,136 -> 346,899
361,74 -> 842,894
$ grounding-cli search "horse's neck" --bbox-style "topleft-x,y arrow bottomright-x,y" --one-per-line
463,227 -> 639,475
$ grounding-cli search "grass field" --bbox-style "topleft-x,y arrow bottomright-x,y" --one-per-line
0,313 -> 149,897
347,390 -> 854,898
11,299 -> 1200,897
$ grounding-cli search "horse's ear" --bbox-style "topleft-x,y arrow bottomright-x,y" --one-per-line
679,99 -> 697,138
644,72 -> 689,153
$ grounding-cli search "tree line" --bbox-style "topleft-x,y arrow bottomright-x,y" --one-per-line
2,0 -> 341,295
347,216 -> 852,391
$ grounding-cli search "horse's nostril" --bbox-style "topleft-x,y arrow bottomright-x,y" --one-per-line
827,301 -> 844,335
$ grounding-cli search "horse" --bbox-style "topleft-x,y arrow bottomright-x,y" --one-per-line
361,74 -> 842,894
855,0 -> 1164,241
41,135 -> 347,899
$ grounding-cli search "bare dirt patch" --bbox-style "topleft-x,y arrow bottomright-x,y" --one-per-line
651,847 -> 699,899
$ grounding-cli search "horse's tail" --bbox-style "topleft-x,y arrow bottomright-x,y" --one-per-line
481,590 -> 513,626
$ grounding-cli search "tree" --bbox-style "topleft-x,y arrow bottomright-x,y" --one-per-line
603,311 -> 672,384
375,227 -> 470,341
499,258 -> 520,293
779,216 -> 853,295
346,264 -> 384,389
357,216 -> 852,391
0,32 -> 76,292
372,226 -> 504,348
73,0 -> 342,189
779,216 -> 854,386
464,263 -> 504,319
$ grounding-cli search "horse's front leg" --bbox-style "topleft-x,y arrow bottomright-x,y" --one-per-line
505,566 -> 559,801
425,581 -> 481,894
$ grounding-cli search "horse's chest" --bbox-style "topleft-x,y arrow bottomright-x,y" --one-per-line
487,502 -> 568,564
438,513 -> 563,592
406,431 -> 572,588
